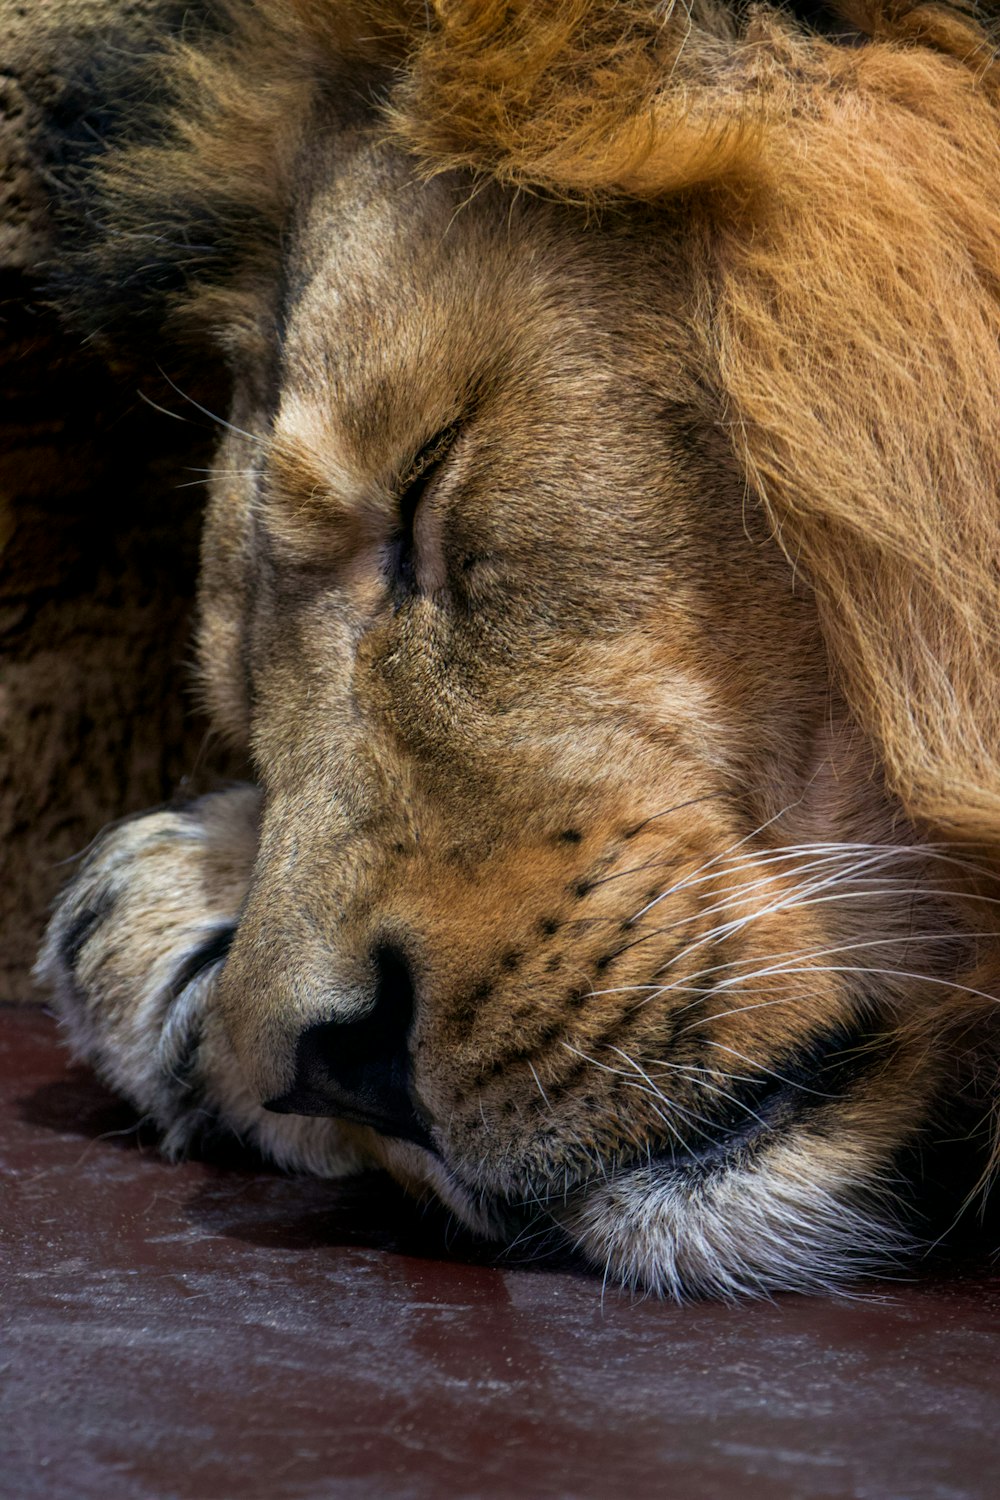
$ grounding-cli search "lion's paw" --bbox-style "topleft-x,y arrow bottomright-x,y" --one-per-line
36,785 -> 365,1176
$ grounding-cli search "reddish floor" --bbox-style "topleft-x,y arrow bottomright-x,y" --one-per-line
4,1007 -> 1000,1500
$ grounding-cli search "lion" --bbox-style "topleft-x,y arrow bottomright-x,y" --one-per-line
31,0 -> 1000,1299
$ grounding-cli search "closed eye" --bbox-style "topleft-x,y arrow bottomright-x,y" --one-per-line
387,425 -> 457,594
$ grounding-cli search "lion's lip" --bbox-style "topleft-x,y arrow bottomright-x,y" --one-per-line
388,1017 -> 885,1215
507,1015 -> 884,1204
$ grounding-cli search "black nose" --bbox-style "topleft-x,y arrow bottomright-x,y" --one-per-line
264,944 -> 432,1149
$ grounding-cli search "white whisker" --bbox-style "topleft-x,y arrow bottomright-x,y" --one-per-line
156,369 -> 268,446
526,1060 -> 552,1112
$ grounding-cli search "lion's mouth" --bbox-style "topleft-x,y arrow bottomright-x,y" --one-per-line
518,1018 -> 904,1297
404,1014 -> 889,1252
258,1001 -> 907,1297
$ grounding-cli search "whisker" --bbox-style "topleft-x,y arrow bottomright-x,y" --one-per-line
657,849 -> 925,963
677,992 -> 821,1029
621,839 -> 997,931
563,1043 -> 772,1145
622,832 -> 919,928
526,1060 -> 552,1113
641,877 -> 946,970
620,920 -> 980,1018
174,467 -> 259,490
155,368 -> 268,446
697,1035 -> 891,1098
713,962 -> 1000,1007
693,930 -> 996,993
621,791 -> 731,840
607,1045 -> 775,1134
612,850 -> 916,964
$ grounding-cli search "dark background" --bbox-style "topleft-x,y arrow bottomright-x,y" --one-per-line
1,0 -> 231,1002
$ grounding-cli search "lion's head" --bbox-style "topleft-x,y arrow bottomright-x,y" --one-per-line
39,0 -> 1000,1296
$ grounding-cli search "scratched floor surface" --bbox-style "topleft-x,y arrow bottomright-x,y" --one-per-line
3,1007 -> 1000,1500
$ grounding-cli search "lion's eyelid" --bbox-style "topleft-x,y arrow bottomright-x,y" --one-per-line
388,423 -> 459,592
396,422 -> 459,500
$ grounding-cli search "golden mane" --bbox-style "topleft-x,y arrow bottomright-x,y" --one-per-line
65,0 -> 1000,897
388,0 -> 1000,856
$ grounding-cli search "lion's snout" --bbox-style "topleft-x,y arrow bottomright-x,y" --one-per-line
261,942 -> 433,1149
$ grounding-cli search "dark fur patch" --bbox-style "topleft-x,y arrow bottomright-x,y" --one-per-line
159,924 -> 237,1102
473,1017 -> 575,1088
165,924 -> 236,1007
782,0 -> 861,38
451,977 -> 496,1034
39,1 -> 248,343
662,1017 -> 892,1169
59,889 -> 116,973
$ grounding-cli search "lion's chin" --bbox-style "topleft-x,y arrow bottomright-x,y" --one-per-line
378,1127 -> 910,1300
549,1134 -> 913,1301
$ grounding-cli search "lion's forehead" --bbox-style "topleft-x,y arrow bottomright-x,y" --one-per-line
279,135 -> 697,456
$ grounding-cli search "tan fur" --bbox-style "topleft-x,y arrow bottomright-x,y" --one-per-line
36,0 -> 1000,1296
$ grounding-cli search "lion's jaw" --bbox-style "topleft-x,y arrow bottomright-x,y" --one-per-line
184,131 -> 962,1295
376,1117 -> 920,1302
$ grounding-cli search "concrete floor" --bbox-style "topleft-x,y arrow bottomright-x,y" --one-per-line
4,1006 -> 1000,1500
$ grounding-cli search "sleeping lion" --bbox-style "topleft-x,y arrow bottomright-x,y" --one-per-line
34,0 -> 1000,1298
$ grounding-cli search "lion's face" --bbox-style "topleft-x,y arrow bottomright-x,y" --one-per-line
40,0 -> 1000,1297
196,130 -> 953,1293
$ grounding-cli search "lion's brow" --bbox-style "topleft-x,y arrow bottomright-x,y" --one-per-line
267,435 -> 338,504
267,415 -> 381,515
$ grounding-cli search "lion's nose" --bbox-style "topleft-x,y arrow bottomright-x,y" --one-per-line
263,944 -> 432,1149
